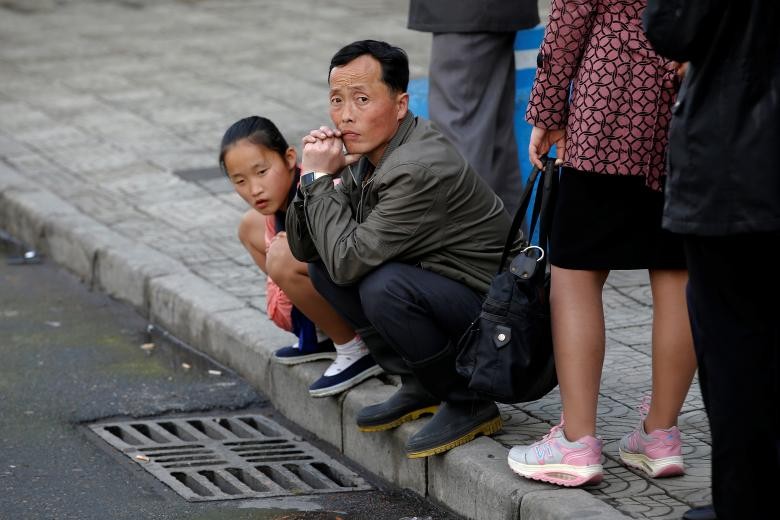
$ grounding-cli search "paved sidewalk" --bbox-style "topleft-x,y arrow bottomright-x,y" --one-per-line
0,1 -> 711,518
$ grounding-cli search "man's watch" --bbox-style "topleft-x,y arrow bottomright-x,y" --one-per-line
301,171 -> 330,187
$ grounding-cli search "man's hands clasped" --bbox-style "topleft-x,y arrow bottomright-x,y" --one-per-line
301,126 -> 362,174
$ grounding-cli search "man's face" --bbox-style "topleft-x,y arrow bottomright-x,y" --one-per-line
328,54 -> 408,166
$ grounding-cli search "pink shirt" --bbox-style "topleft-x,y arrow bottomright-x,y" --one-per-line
264,214 -> 293,332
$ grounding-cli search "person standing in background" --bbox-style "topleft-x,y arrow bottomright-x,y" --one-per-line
407,0 -> 540,214
643,2 -> 780,519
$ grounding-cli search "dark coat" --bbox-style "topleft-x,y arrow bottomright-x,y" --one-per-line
643,0 -> 780,235
408,0 -> 539,33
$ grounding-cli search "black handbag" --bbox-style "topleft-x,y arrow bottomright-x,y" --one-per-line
455,157 -> 559,404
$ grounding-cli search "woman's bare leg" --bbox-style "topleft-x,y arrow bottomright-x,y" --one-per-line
644,269 -> 697,431
551,266 -> 610,440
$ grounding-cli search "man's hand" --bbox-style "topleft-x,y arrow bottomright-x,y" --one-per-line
301,126 -> 361,173
529,126 -> 566,169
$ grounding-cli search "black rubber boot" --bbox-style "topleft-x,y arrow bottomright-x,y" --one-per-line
405,340 -> 487,404
356,326 -> 412,376
356,375 -> 440,432
405,400 -> 502,458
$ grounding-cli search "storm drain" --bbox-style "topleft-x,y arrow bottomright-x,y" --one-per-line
88,413 -> 372,501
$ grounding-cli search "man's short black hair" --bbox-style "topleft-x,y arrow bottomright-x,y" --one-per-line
329,40 -> 409,93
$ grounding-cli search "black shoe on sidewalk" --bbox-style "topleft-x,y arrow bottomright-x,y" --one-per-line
682,505 -> 716,520
356,377 -> 439,432
273,339 -> 336,365
405,400 -> 502,458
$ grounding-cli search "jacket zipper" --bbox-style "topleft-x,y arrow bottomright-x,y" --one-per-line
357,175 -> 376,223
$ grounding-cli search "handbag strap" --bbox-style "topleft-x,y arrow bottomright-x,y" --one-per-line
497,157 -> 555,273
498,164 -> 540,271
527,165 -> 547,247
538,158 -> 558,256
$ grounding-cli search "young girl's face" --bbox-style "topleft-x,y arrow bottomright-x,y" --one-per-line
223,139 -> 297,215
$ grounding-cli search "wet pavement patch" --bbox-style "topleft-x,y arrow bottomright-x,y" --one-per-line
89,413 -> 372,502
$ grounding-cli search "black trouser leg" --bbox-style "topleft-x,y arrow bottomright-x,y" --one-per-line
308,262 -> 410,376
358,262 -> 484,403
684,233 -> 780,520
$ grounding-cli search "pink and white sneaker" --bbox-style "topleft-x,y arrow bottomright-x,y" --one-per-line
507,422 -> 603,487
618,398 -> 685,478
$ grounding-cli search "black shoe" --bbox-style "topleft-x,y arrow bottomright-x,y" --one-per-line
682,505 -> 716,520
273,339 -> 336,365
356,378 -> 439,432
405,400 -> 502,458
308,353 -> 382,397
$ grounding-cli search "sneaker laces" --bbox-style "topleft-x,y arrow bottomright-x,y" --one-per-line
635,395 -> 652,434
538,416 -> 600,447
638,395 -> 652,419
536,420 -> 565,446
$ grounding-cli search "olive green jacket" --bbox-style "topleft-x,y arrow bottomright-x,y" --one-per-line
286,113 -> 511,295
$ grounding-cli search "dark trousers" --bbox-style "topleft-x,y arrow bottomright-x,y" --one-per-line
309,262 -> 484,403
684,233 -> 780,519
429,31 -> 522,215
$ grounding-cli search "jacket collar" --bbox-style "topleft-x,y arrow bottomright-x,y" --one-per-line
352,111 -> 415,186
375,110 -> 415,170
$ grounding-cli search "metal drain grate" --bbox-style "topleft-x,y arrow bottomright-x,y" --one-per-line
89,413 -> 372,501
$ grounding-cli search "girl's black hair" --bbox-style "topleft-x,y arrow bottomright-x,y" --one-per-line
218,116 -> 289,173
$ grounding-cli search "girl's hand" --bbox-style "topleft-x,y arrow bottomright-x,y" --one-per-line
529,126 -> 567,169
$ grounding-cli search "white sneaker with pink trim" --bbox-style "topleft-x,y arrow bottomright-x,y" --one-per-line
507,423 -> 603,487
619,424 -> 684,477
618,398 -> 685,478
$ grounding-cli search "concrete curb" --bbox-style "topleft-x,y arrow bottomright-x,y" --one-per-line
0,163 -> 629,519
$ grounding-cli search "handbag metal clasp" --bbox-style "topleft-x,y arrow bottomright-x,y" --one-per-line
509,246 -> 545,280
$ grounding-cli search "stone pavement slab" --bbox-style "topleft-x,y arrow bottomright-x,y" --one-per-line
0,1 -> 711,518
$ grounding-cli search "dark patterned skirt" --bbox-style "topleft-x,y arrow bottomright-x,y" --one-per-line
549,168 -> 686,270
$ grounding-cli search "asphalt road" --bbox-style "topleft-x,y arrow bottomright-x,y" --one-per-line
0,236 -> 459,520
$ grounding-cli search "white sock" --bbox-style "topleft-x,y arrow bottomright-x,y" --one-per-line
323,335 -> 368,376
